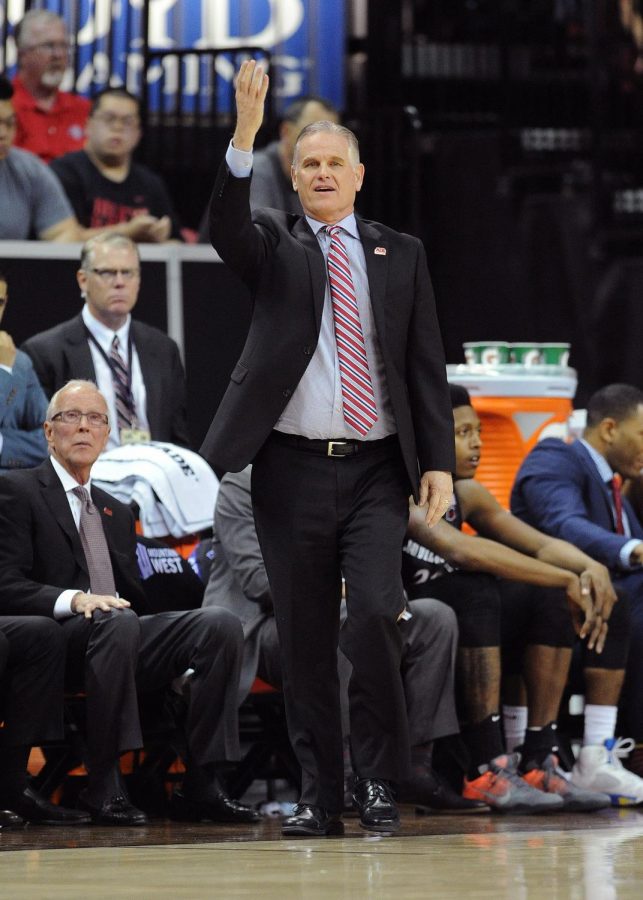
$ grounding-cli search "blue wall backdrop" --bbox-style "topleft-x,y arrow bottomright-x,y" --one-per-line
2,0 -> 345,113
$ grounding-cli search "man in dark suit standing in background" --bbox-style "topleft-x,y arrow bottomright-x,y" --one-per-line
201,60 -> 455,836
0,380 -> 258,826
22,233 -> 189,448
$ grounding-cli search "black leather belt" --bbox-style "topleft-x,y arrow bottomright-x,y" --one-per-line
270,431 -> 398,457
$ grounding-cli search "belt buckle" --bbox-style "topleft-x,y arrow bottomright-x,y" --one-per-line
327,440 -> 349,457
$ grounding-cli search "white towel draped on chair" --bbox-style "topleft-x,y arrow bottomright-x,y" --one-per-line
92,442 -> 219,537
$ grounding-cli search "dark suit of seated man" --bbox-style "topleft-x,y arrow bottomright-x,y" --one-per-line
0,379 -> 259,826
22,233 -> 189,450
0,615 -> 90,826
512,383 -> 643,792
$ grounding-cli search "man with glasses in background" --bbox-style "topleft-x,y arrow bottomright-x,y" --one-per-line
22,233 -> 190,448
52,88 -> 182,243
11,10 -> 90,165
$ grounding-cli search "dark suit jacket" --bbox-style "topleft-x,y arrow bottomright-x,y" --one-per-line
511,437 -> 643,573
22,314 -> 190,447
200,162 -> 455,496
0,458 -> 148,618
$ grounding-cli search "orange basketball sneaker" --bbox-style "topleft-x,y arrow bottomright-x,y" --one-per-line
521,754 -> 610,812
463,753 -> 563,813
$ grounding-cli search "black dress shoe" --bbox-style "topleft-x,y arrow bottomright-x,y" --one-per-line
352,778 -> 400,832
78,791 -> 148,826
397,767 -> 490,814
4,787 -> 90,826
169,787 -> 261,824
0,809 -> 24,828
281,803 -> 344,837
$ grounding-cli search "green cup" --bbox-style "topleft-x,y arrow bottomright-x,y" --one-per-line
462,341 -> 480,365
463,341 -> 510,366
510,343 -> 542,366
540,342 -> 570,366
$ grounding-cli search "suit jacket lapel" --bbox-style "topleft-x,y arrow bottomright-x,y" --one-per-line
572,440 -> 638,532
92,487 -> 122,564
39,459 -> 89,576
66,315 -> 98,380
293,217 -> 327,331
131,322 -> 160,435
359,220 -> 389,351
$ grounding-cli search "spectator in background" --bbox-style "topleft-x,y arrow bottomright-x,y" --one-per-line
52,89 -> 181,243
0,72 -> 78,241
0,269 -> 48,470
197,94 -> 339,240
0,75 -> 181,243
11,10 -> 89,165
22,233 -> 190,449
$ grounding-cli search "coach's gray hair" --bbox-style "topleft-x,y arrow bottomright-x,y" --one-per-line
293,121 -> 360,167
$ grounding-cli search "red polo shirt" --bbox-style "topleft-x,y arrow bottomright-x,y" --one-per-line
11,75 -> 90,165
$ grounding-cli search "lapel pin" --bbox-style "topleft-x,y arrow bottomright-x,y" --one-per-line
103,507 -> 113,517
374,247 -> 387,256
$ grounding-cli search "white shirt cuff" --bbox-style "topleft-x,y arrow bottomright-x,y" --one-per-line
226,140 -> 253,178
620,539 -> 642,569
54,590 -> 80,619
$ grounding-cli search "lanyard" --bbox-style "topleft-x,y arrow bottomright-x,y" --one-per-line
85,326 -> 135,408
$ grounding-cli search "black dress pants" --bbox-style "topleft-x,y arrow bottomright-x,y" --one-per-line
0,616 -> 66,748
251,433 -> 411,811
63,606 -> 243,778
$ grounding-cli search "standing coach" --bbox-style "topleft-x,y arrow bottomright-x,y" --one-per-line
201,60 -> 455,836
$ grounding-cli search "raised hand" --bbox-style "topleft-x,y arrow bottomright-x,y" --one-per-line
232,59 -> 270,152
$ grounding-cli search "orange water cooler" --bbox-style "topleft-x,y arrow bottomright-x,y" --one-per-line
446,365 -> 577,510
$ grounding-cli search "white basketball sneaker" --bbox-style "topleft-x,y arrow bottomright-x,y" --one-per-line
571,738 -> 643,806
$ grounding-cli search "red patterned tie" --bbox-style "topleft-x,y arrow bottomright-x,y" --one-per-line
326,225 -> 378,436
611,473 -> 625,535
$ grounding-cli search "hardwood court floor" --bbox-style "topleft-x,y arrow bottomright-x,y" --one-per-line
2,807 -> 643,898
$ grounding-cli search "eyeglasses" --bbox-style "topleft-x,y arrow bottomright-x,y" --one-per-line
24,41 -> 71,55
92,112 -> 140,131
51,410 -> 109,428
89,268 -> 140,283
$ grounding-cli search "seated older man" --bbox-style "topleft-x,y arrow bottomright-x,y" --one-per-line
0,379 -> 258,826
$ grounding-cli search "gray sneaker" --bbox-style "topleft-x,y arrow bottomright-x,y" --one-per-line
522,754 -> 611,812
463,753 -> 564,814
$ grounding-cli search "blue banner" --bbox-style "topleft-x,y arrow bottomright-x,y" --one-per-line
4,0 -> 345,114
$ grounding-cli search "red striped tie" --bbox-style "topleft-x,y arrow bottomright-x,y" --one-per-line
326,226 -> 378,436
611,473 -> 625,535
